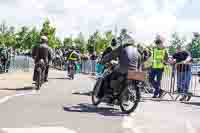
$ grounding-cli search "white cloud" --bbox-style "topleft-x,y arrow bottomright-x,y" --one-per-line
0,0 -> 199,42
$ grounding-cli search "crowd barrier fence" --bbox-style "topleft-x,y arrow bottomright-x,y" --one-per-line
158,63 -> 200,100
5,57 -> 200,101
8,56 -> 34,73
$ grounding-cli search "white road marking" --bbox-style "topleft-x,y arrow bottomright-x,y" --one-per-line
0,90 -> 39,104
122,113 -> 141,133
0,96 -> 12,104
186,120 -> 197,133
122,112 -> 198,133
1,127 -> 77,133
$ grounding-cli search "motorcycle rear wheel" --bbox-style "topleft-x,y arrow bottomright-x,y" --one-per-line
36,68 -> 42,90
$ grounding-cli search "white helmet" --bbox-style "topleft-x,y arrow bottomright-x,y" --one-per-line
41,36 -> 48,41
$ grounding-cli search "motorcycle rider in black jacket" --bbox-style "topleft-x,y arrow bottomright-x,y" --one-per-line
32,36 -> 52,83
98,33 -> 142,103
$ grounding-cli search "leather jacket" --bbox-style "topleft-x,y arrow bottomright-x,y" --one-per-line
101,44 -> 141,73
32,43 -> 52,64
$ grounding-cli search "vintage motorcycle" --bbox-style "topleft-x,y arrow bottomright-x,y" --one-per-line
68,61 -> 76,80
35,59 -> 46,90
91,61 -> 145,114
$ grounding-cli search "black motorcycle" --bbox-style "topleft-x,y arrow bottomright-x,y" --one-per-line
92,61 -> 145,114
68,62 -> 75,80
35,59 -> 46,90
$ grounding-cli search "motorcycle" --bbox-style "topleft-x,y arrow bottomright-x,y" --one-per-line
35,59 -> 46,90
68,62 -> 75,80
91,61 -> 145,114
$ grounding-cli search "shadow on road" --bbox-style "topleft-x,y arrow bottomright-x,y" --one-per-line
0,86 -> 34,91
142,97 -> 175,102
63,103 -> 126,117
72,91 -> 93,96
49,77 -> 70,80
184,102 -> 200,107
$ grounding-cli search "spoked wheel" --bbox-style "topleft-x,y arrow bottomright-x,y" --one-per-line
68,69 -> 73,80
91,79 -> 103,106
119,81 -> 140,114
36,68 -> 42,90
71,67 -> 75,80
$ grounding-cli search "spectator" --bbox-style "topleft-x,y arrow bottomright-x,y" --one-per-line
81,54 -> 89,73
170,45 -> 192,101
149,35 -> 168,98
90,52 -> 97,75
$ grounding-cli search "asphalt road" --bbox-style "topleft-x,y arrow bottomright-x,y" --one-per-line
0,70 -> 200,133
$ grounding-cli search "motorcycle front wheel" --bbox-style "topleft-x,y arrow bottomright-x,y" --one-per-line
119,81 -> 140,114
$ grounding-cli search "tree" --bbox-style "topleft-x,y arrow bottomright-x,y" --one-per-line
40,19 -> 61,48
74,32 -> 86,53
23,27 -> 40,49
53,37 -> 62,48
87,33 -> 96,54
63,36 -> 73,49
187,37 -> 200,58
15,26 -> 29,49
104,30 -> 114,48
0,21 -> 8,34
169,32 -> 186,55
0,21 -> 9,47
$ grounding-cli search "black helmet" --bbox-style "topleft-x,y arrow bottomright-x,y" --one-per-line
193,32 -> 200,38
121,28 -> 127,35
111,38 -> 117,47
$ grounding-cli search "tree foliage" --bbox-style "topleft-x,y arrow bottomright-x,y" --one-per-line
169,32 -> 186,55
187,37 -> 200,58
63,36 -> 73,49
40,19 -> 62,48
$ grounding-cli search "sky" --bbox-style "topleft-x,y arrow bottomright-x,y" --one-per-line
0,0 -> 200,43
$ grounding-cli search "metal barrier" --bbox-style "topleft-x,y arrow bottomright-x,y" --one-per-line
8,56 -> 34,72
81,60 -> 97,74
158,63 -> 200,100
173,63 -> 200,99
6,56 -> 200,101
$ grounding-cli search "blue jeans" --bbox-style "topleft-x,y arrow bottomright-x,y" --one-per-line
91,60 -> 96,73
177,71 -> 191,94
149,68 -> 164,96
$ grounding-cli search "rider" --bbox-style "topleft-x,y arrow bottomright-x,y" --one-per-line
98,32 -> 142,102
102,38 -> 117,59
32,36 -> 52,83
67,44 -> 80,73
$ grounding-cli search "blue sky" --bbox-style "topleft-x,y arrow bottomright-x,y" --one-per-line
0,0 -> 200,43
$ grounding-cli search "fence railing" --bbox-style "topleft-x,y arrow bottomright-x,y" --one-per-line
4,57 -> 200,99
8,56 -> 34,72
156,63 -> 200,100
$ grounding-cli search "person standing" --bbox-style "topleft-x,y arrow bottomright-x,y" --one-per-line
149,35 -> 168,98
90,52 -> 97,75
170,45 -> 192,101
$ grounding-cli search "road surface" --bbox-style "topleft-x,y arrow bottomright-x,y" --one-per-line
0,70 -> 200,133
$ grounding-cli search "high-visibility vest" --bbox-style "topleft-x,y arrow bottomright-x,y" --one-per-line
68,51 -> 78,61
152,48 -> 166,69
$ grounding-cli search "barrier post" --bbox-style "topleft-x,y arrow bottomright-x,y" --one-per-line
160,64 -> 175,100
